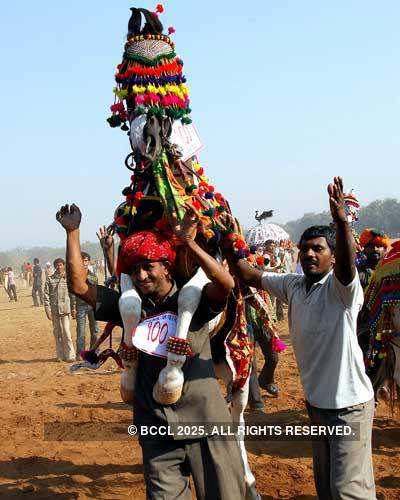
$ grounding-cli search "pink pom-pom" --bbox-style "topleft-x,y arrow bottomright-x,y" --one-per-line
144,93 -> 161,104
135,95 -> 145,105
168,26 -> 176,35
272,337 -> 287,353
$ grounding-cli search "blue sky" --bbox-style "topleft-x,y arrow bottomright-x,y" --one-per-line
0,1 -> 399,250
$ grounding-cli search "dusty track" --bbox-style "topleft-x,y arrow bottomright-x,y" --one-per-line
0,283 -> 399,499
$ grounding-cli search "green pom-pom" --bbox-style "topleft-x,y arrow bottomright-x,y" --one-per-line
148,106 -> 165,118
202,209 -> 215,217
107,115 -> 122,128
135,106 -> 146,116
185,184 -> 197,193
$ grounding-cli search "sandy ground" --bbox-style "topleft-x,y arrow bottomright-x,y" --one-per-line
0,282 -> 399,499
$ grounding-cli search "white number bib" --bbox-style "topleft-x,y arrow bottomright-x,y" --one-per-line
132,312 -> 178,358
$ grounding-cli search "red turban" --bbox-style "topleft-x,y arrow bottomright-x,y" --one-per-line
118,230 -> 176,274
360,229 -> 390,249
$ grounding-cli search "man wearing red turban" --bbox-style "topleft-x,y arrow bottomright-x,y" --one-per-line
357,228 -> 390,364
118,230 -> 176,273
56,203 -> 247,500
358,228 -> 390,290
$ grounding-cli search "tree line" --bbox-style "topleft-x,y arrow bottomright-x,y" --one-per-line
283,198 -> 400,243
0,242 -> 104,270
2,198 -> 399,268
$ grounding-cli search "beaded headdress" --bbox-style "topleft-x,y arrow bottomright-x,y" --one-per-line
108,5 -> 191,130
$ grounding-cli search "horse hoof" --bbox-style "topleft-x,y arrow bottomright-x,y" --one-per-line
152,381 -> 183,406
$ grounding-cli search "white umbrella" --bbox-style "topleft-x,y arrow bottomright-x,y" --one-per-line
246,223 -> 290,246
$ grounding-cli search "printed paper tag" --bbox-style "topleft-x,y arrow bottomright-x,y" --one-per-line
170,122 -> 204,161
132,312 -> 178,358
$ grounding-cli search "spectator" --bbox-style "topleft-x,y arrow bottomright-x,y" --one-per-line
32,258 -> 43,307
44,262 -> 54,279
7,267 -> 17,302
71,252 -> 99,359
43,258 -> 75,362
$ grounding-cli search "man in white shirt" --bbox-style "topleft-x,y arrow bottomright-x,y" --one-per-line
7,267 -> 17,302
226,177 -> 375,499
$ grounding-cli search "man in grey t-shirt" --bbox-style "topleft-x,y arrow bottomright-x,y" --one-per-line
226,177 -> 376,500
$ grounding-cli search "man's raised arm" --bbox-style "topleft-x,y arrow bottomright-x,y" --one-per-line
328,177 -> 357,286
56,204 -> 97,308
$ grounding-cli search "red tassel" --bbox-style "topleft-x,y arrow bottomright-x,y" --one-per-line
134,191 -> 144,201
192,199 -> 202,211
234,239 -> 247,250
256,256 -> 265,266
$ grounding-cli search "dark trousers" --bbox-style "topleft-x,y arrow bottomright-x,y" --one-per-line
32,284 -> 43,306
8,284 -> 17,301
140,435 -> 246,500
76,303 -> 99,354
249,323 -> 279,404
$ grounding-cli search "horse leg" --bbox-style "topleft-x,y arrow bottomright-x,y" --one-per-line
153,268 -> 209,405
119,273 -> 141,404
231,379 -> 258,493
214,362 -> 259,499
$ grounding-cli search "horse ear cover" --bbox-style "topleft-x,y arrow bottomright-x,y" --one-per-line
140,8 -> 164,35
127,8 -> 142,37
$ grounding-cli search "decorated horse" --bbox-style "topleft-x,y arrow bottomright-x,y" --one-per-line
73,5 -> 282,496
363,240 -> 400,410
104,4 -> 256,402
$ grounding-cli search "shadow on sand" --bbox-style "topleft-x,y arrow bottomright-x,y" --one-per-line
0,457 -> 143,499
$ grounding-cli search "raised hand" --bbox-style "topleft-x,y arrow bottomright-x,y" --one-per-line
56,204 -> 82,232
96,225 -> 114,251
328,177 -> 347,223
218,212 -> 240,253
170,202 -> 200,243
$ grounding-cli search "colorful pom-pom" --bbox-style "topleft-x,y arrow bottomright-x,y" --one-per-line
256,256 -> 265,266
272,337 -> 287,353
234,239 -> 247,250
155,4 -> 164,14
185,184 -> 197,193
204,229 -> 215,239
134,192 -> 144,201
192,200 -> 202,211
168,26 -> 176,35
202,208 -> 215,217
